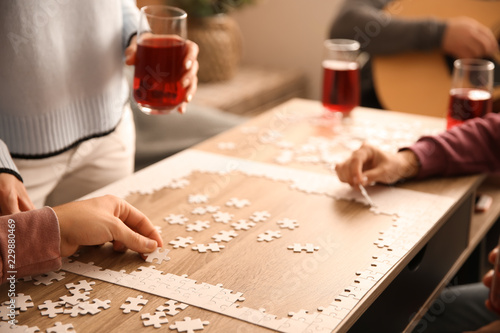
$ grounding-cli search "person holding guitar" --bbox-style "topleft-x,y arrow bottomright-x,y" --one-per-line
329,0 -> 499,111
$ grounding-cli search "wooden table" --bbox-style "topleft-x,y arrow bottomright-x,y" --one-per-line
3,99 -> 499,333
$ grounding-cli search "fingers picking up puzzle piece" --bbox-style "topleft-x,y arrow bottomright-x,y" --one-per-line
144,248 -> 171,264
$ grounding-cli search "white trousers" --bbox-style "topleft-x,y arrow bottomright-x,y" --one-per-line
14,104 -> 136,208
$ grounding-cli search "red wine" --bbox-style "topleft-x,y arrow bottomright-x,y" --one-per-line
446,88 -> 492,129
322,60 -> 360,114
133,36 -> 187,113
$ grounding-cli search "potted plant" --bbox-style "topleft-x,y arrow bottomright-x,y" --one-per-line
169,0 -> 255,82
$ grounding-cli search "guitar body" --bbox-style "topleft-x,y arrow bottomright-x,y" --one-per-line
372,0 -> 500,117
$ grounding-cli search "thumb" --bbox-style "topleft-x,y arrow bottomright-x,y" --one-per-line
112,218 -> 158,253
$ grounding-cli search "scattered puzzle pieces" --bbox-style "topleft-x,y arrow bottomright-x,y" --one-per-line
205,205 -> 219,213
32,271 -> 65,286
231,219 -> 256,231
212,211 -> 234,224
0,304 -> 18,320
250,211 -> 271,223
59,291 -> 90,306
164,214 -> 189,225
188,194 -> 209,204
65,280 -> 95,294
211,230 -> 238,243
120,295 -> 148,313
277,218 -> 300,230
191,207 -> 207,215
165,178 -> 190,189
186,220 -> 210,232
257,230 -> 282,242
144,248 -> 171,264
38,300 -> 65,318
192,243 -> 225,253
156,299 -> 188,316
142,311 -> 169,328
169,237 -> 195,249
225,198 -> 251,208
287,243 -> 320,253
9,294 -> 33,311
77,299 -> 111,315
46,322 -> 75,333
170,317 -> 209,333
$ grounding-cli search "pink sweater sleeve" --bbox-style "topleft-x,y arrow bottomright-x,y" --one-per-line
0,207 -> 62,284
408,113 -> 500,179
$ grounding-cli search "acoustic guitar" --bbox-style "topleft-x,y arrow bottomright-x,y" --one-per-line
372,0 -> 500,118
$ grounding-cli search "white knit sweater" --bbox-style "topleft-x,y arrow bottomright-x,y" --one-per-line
0,0 -> 139,180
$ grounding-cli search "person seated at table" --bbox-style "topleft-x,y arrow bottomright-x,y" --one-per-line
335,113 -> 500,332
329,0 -> 499,109
0,195 -> 163,284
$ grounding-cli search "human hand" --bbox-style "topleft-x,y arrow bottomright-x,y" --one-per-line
335,144 -> 420,187
54,195 -> 164,257
442,17 -> 499,59
0,173 -> 35,216
483,247 -> 500,315
125,36 -> 199,114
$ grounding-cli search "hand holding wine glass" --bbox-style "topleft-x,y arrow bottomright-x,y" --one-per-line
131,6 -> 199,115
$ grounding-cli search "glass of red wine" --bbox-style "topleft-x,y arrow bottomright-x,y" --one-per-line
133,6 -> 187,115
446,59 -> 494,129
321,39 -> 360,117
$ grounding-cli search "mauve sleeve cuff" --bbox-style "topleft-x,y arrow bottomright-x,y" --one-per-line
406,139 -> 447,179
0,207 -> 62,284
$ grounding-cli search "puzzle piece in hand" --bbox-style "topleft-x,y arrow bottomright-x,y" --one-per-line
46,322 -> 75,333
164,214 -> 189,225
191,207 -> 207,215
169,237 -> 195,249
38,300 -> 65,318
170,317 -> 209,333
257,230 -> 282,242
156,299 -> 188,316
32,271 -> 65,286
192,243 -> 225,253
120,295 -> 148,313
250,211 -> 271,223
211,230 -> 238,243
212,211 -> 234,224
144,248 -> 171,264
225,198 -> 251,208
9,294 -> 34,311
277,218 -> 299,230
188,194 -> 209,204
141,311 -> 169,328
287,243 -> 320,253
231,219 -> 256,231
186,220 -> 210,232
65,280 -> 95,294
0,304 -> 18,320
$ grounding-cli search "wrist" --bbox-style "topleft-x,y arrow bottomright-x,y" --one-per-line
397,149 -> 420,179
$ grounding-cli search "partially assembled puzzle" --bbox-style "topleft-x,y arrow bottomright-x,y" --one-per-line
58,150 -> 455,332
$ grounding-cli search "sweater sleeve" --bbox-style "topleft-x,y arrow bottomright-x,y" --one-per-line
408,113 -> 500,179
121,0 -> 140,50
0,140 -> 22,182
0,207 -> 62,284
329,0 -> 446,55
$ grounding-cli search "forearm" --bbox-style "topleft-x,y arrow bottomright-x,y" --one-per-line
409,113 -> 500,178
0,207 -> 61,284
329,0 -> 445,55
